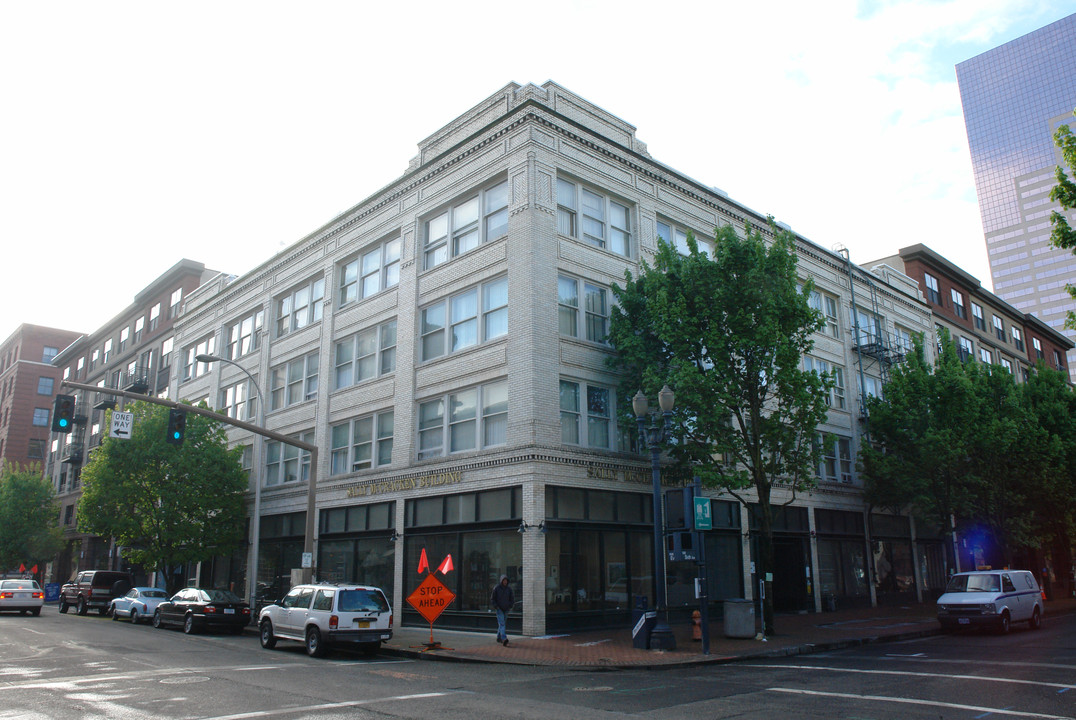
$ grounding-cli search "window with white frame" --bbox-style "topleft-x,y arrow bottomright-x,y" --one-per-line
999,357 -> 1013,374
972,302 -> 985,331
923,273 -> 941,304
806,287 -> 840,338
103,338 -> 113,364
557,178 -> 631,256
978,347 -> 993,364
90,348 -> 99,371
417,380 -> 507,459
42,346 -> 58,364
32,408 -> 49,427
993,315 -> 1005,342
559,379 -> 615,449
270,352 -> 319,410
181,336 -> 216,382
420,277 -> 508,362
77,356 -> 85,376
334,319 -> 397,389
1033,337 -> 1044,359
276,277 -> 325,337
37,377 -> 53,396
119,326 -> 129,353
218,380 -> 255,421
1011,326 -> 1024,351
817,434 -> 853,483
558,275 -> 609,343
1054,349 -> 1065,370
862,375 -> 883,399
265,431 -> 314,486
169,287 -> 183,318
803,357 -> 846,410
424,180 -> 508,270
893,326 -> 913,354
226,309 -> 264,360
958,336 -> 973,361
850,307 -> 883,346
330,410 -> 393,474
149,303 -> 161,331
341,236 -> 403,305
951,289 -> 966,319
135,315 -> 145,342
656,220 -> 710,256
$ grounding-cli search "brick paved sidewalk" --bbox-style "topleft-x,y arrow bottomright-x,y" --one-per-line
381,597 -> 1076,669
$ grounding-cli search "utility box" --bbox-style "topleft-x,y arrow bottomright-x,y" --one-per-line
723,598 -> 755,638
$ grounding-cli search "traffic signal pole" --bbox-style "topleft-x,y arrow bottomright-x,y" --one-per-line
61,380 -> 319,584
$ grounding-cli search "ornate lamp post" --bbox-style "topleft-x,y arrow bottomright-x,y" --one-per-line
633,384 -> 676,651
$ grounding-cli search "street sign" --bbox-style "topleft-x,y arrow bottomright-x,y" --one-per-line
407,573 -> 456,625
301,552 -> 313,568
693,496 -> 712,530
110,411 -> 134,439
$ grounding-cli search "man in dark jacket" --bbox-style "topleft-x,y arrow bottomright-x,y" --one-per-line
490,574 -> 514,646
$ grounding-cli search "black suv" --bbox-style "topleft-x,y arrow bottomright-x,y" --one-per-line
59,571 -> 134,616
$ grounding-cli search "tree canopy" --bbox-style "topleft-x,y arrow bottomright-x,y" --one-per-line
0,462 -> 63,572
77,401 -> 248,592
609,222 -> 831,634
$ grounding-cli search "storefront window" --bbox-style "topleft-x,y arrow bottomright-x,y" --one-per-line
460,531 -> 521,612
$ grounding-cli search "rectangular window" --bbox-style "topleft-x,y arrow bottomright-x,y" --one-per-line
90,349 -> 99,371
657,220 -> 711,256
119,327 -> 129,353
557,178 -> 631,256
560,379 -> 615,449
103,338 -> 113,364
32,408 -> 50,427
270,352 -> 319,410
1054,350 -> 1065,370
181,335 -> 217,382
850,307 -> 883,346
958,336 -> 973,362
558,275 -> 609,344
807,288 -> 840,338
149,303 -> 161,332
1011,326 -> 1024,352
1033,337 -> 1044,360
420,278 -> 507,361
893,326 -> 913,355
28,439 -> 45,459
169,287 -> 183,319
924,273 -> 941,305
265,431 -> 314,486
42,346 -> 59,364
804,357 -> 845,410
226,309 -> 264,360
417,380 -> 507,459
972,302 -> 985,331
334,319 -> 397,389
275,277 -> 325,337
135,316 -> 145,342
978,347 -> 993,364
37,377 -> 54,396
424,180 -> 508,270
863,376 -> 883,399
218,380 -> 255,421
951,289 -> 966,319
993,315 -> 1005,342
999,357 -> 1013,374
331,410 -> 393,474
817,434 -> 853,484
340,236 -> 403,305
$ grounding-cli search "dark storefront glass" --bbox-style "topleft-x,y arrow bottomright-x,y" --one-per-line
256,511 -> 305,607
871,514 -> 915,603
815,509 -> 869,607
317,500 -> 396,598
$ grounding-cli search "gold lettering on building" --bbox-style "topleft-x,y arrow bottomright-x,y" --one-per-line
345,470 -> 462,498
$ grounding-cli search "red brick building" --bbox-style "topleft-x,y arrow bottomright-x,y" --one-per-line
0,325 -> 83,473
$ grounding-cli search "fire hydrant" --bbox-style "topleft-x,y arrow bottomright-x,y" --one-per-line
692,610 -> 702,641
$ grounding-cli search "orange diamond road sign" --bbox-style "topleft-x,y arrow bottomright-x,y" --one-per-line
407,573 -> 456,625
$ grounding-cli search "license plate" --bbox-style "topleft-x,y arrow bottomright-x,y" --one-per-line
224,608 -> 235,614
958,618 -> 969,625
356,620 -> 370,628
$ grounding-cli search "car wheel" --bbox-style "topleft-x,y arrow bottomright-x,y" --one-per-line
31,608 -> 40,617
260,620 -> 277,649
997,611 -> 1011,635
1030,607 -> 1042,630
110,606 -> 119,621
152,609 -> 163,628
183,614 -> 198,634
20,610 -> 27,616
130,609 -> 140,624
305,626 -> 326,657
76,597 -> 87,615
58,599 -> 68,614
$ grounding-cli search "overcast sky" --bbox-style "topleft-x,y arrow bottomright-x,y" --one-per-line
2,0 -> 1073,344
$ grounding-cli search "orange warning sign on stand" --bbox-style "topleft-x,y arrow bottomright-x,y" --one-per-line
407,573 -> 456,625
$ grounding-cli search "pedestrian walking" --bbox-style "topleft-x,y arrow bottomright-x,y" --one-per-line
490,574 -> 514,646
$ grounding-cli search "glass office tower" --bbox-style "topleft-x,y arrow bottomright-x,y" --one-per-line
956,13 -> 1076,379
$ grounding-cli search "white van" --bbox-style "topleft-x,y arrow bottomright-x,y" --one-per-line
936,570 -> 1043,634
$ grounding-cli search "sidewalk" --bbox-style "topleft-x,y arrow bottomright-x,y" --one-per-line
380,597 -> 1076,669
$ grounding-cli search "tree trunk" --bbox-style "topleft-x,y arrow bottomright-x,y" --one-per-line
756,486 -> 776,636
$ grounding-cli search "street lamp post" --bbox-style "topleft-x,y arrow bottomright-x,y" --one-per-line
196,353 -> 265,612
633,385 -> 677,651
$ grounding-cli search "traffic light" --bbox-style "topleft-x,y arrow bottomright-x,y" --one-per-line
52,394 -> 76,433
166,409 -> 187,445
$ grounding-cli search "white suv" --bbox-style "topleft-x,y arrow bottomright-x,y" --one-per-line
936,570 -> 1044,634
258,583 -> 393,657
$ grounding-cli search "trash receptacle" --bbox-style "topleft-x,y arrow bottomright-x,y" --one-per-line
632,595 -> 654,649
723,598 -> 755,638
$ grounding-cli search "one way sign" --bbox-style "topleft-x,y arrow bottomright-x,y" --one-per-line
110,411 -> 134,439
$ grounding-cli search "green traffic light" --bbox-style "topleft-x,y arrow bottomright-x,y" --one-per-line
59,419 -> 68,428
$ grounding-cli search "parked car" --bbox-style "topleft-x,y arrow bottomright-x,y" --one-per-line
258,583 -> 393,657
109,587 -> 169,624
0,579 -> 44,615
153,587 -> 251,634
58,570 -> 133,616
936,569 -> 1044,634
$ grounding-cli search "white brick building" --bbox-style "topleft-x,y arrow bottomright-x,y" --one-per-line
173,82 -> 935,635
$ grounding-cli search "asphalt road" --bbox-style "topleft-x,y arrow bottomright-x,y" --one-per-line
1,605 -> 1073,719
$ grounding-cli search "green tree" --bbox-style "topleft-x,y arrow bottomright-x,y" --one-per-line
78,402 -> 247,593
1050,110 -> 1076,329
0,462 -> 63,572
609,222 -> 830,635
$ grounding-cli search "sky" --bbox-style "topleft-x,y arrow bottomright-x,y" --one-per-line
2,0 -> 1074,344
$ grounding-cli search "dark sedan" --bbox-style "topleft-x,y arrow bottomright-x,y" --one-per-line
152,587 -> 251,634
